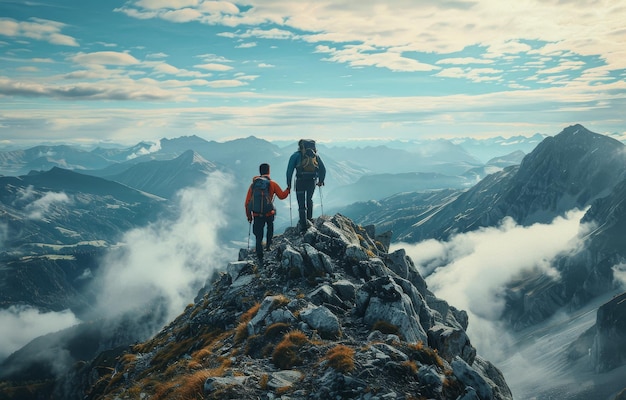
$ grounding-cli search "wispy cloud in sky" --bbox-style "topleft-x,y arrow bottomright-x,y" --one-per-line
0,1 -> 624,146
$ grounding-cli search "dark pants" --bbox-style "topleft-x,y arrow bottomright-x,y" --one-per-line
295,178 -> 316,230
253,214 -> 274,261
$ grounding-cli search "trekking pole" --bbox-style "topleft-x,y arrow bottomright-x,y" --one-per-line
319,185 -> 324,216
289,193 -> 293,227
247,221 -> 251,251
289,179 -> 293,227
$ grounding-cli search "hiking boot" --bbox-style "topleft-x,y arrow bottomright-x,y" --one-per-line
265,240 -> 272,251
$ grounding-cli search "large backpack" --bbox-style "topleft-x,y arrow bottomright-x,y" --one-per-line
297,139 -> 318,174
248,176 -> 274,215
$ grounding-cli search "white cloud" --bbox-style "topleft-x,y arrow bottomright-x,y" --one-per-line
0,17 -> 79,47
23,191 -> 72,220
236,42 -> 257,48
71,51 -> 140,67
0,306 -> 80,362
437,57 -> 494,65
392,208 -> 589,355
195,62 -> 234,71
90,171 -> 235,323
613,263 -> 626,288
315,44 -> 438,72
206,79 -> 247,88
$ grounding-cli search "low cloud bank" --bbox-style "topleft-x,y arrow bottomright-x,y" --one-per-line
392,208 -> 590,361
1,172 -> 235,369
90,170 -> 235,323
0,306 -> 80,362
14,186 -> 72,220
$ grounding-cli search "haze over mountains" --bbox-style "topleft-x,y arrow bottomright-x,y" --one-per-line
1,124 -> 626,399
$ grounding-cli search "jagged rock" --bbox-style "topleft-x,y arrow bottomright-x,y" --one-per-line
428,324 -> 476,365
472,356 -> 513,400
204,376 -> 248,393
417,364 -> 445,397
267,370 -> 303,390
331,279 -> 357,303
302,243 -> 334,275
375,229 -> 393,253
227,260 -> 256,288
307,284 -> 347,309
452,357 -> 495,400
248,295 -> 297,336
356,276 -> 428,343
299,304 -> 342,339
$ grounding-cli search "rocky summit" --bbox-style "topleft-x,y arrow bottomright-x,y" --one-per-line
82,214 -> 512,400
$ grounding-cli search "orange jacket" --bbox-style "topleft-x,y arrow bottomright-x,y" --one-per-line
245,174 -> 290,219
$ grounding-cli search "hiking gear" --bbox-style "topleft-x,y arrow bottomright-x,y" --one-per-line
297,139 -> 319,175
289,189 -> 293,227
319,185 -> 324,216
286,145 -> 325,188
248,176 -> 275,216
247,221 -> 251,251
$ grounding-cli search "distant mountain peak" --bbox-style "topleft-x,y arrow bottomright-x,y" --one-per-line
177,149 -> 213,166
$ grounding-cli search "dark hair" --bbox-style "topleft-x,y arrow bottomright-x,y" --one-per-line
259,163 -> 270,175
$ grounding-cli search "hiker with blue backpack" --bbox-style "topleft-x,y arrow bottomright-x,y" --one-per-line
286,139 -> 326,232
245,163 -> 290,265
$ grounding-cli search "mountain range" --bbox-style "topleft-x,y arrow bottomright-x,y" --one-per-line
1,124 -> 626,399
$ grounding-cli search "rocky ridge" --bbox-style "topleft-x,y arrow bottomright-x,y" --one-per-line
82,214 -> 511,400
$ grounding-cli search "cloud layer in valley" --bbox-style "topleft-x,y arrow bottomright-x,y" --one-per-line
392,208 -> 592,397
90,171 -> 236,323
0,171 -> 236,365
0,306 -> 80,362
394,209 -> 589,353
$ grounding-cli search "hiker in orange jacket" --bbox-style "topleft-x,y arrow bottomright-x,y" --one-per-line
245,163 -> 290,264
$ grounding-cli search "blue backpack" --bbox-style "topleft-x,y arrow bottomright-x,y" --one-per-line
248,176 -> 274,215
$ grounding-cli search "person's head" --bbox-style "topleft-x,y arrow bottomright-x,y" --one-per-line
259,163 -> 270,175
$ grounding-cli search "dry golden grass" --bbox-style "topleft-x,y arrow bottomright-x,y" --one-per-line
323,345 -> 355,373
265,322 -> 291,339
401,360 -> 418,374
271,330 -> 309,369
234,320 -> 249,344
271,294 -> 290,308
259,374 -> 269,390
154,370 -> 211,400
234,302 -> 261,344
240,302 -> 261,322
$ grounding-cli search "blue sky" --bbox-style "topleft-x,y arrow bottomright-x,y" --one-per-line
1,0 -> 625,147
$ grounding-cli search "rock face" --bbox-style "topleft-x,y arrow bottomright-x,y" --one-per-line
353,124 -> 626,243
75,214 -> 512,400
344,125 -> 626,330
591,292 -> 626,372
